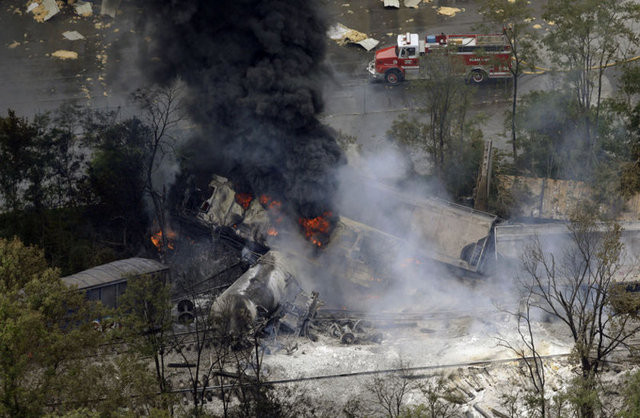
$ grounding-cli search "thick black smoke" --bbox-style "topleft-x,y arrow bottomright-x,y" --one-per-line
138,0 -> 344,218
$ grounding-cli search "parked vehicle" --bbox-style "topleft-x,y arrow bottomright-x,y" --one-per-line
368,32 -> 512,84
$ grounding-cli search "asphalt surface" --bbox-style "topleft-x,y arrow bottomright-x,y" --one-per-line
320,0 -> 544,153
0,0 -> 143,117
0,0 -> 618,153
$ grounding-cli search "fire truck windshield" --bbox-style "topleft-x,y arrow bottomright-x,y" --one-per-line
397,47 -> 417,58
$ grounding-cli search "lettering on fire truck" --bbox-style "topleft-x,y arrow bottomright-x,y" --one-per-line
367,32 -> 512,85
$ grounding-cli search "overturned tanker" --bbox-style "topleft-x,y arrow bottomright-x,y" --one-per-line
211,251 -> 317,334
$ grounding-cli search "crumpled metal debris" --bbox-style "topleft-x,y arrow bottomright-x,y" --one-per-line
74,1 -> 92,16
327,23 -> 380,51
100,0 -> 121,18
324,318 -> 383,345
63,31 -> 85,41
29,0 -> 59,22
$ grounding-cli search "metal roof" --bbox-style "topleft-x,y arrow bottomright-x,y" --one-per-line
61,257 -> 169,290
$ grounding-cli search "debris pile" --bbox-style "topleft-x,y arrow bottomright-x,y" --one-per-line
74,0 -> 92,16
323,317 -> 383,345
52,50 -> 78,60
383,0 -> 425,9
435,6 -> 463,17
27,0 -> 60,22
327,23 -> 380,51
62,31 -> 85,41
100,0 -> 121,18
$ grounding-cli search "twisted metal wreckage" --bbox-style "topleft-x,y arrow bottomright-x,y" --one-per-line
190,175 -> 498,338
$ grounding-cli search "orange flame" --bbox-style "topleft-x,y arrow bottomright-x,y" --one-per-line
267,227 -> 279,236
150,229 -> 176,251
399,257 -> 422,268
259,195 -> 282,210
299,211 -> 332,247
235,193 -> 253,209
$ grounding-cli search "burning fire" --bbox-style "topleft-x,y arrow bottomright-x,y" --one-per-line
299,211 -> 332,247
400,257 -> 422,268
150,229 -> 176,251
257,195 -> 283,237
259,195 -> 282,210
235,193 -> 253,209
234,192 -> 332,244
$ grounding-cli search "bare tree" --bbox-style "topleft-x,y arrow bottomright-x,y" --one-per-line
132,84 -> 184,263
365,360 -> 415,418
521,207 -> 640,417
171,272 -> 225,416
171,271 -> 274,417
497,293 -> 547,417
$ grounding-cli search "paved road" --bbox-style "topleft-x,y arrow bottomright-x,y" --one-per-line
320,0 -> 518,153
0,0 -> 619,154
0,0 -> 143,117
318,0 -> 619,154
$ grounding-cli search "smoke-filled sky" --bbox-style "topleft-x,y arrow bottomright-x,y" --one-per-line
137,0 -> 344,218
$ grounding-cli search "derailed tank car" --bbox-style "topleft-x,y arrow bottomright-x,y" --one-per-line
196,175 -> 497,276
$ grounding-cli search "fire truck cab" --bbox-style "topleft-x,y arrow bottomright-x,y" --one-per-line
367,32 -> 512,85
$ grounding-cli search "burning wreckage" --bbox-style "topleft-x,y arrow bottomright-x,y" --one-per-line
189,175 -> 497,338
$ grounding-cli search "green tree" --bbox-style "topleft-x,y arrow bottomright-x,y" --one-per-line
619,369 -> 640,417
118,273 -> 174,400
513,90 -> 594,180
543,0 -> 640,151
479,0 -> 538,159
401,375 -> 463,418
0,110 -> 39,214
605,62 -> 640,198
88,117 -> 150,249
0,237 -> 103,416
42,103 -> 88,208
387,56 -> 484,201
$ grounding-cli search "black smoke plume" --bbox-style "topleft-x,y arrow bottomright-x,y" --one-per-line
137,0 -> 344,218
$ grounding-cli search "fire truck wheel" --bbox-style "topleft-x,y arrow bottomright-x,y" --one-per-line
385,70 -> 402,85
469,69 -> 487,84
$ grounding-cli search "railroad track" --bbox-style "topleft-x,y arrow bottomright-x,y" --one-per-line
166,351 -> 573,396
316,307 -> 500,322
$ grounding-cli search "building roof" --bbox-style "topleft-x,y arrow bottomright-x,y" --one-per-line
61,257 -> 169,290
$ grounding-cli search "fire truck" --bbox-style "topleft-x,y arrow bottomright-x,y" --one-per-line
367,32 -> 512,85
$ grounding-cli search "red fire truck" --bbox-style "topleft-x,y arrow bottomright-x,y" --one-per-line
367,32 -> 512,85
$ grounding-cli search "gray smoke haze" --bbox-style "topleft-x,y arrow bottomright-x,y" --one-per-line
137,0 -> 344,219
